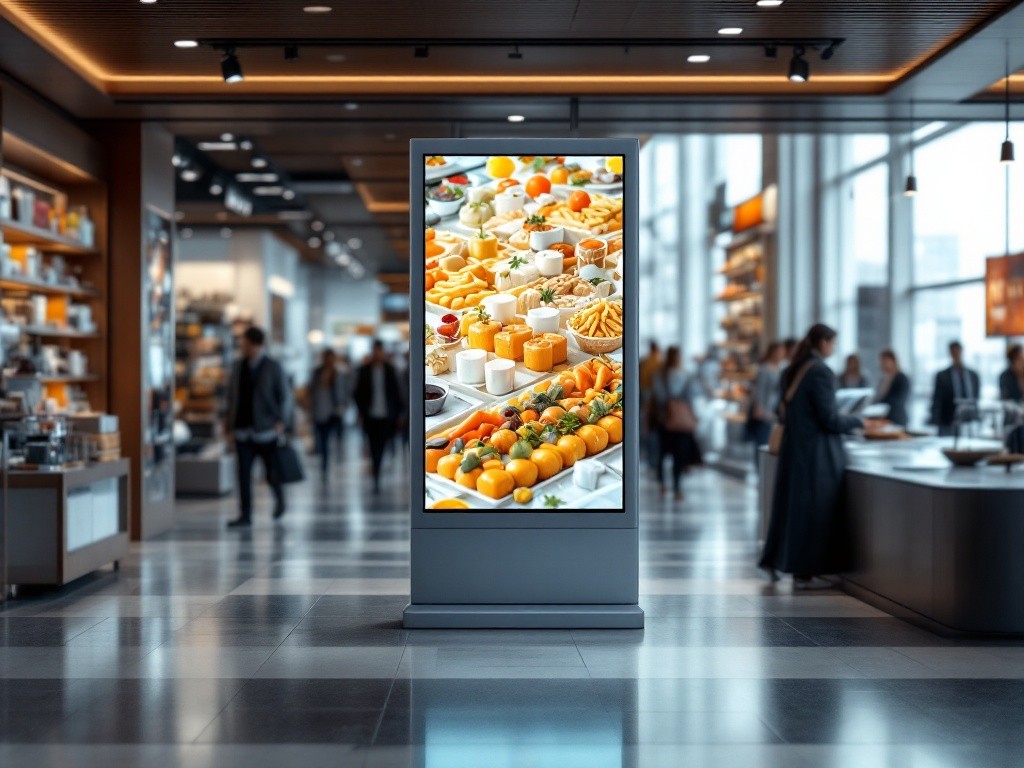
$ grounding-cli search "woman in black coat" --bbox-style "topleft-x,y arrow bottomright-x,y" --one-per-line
999,344 -> 1024,402
759,324 -> 864,589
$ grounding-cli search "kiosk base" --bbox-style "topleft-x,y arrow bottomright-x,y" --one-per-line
403,603 -> 644,629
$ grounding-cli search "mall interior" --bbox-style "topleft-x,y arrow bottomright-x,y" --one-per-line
2,1 -> 1024,766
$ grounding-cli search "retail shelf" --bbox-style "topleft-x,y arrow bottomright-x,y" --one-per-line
0,275 -> 99,299
715,291 -> 761,303
39,374 -> 100,384
19,325 -> 100,339
0,218 -> 98,256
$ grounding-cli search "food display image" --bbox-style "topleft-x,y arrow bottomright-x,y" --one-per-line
420,154 -> 626,511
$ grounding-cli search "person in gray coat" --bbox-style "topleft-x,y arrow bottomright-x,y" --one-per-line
224,326 -> 293,527
759,324 -> 864,589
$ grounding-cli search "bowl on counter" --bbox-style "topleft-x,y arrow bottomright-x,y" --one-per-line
941,447 -> 1004,467
424,377 -> 450,417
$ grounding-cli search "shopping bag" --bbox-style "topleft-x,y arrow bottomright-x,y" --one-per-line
273,440 -> 306,484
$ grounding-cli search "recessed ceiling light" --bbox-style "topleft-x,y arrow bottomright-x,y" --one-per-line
251,157 -> 268,169
239,140 -> 253,150
303,5 -> 332,12
220,133 -> 234,142
350,158 -> 364,167
347,237 -> 363,250
140,0 -> 157,4
311,220 -> 325,232
687,54 -> 711,63
326,53 -> 347,62
282,189 -> 296,200
235,172 -> 278,182
344,102 -> 359,110
197,141 -> 237,151
253,186 -> 285,196
756,0 -> 784,6
322,231 -> 336,242
507,114 -> 526,123
174,39 -> 199,49
307,236 -> 323,248
180,167 -> 200,182
718,27 -> 743,35
209,182 -> 223,195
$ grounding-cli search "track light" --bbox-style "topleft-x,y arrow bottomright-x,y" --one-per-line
904,175 -> 917,197
414,45 -> 429,58
508,45 -> 523,60
788,46 -> 809,83
284,44 -> 299,62
221,48 -> 244,84
820,42 -> 836,61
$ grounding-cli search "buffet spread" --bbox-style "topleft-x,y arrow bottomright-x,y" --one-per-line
422,155 -> 625,510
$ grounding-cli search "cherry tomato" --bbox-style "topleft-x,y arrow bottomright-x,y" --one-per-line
568,190 -> 592,212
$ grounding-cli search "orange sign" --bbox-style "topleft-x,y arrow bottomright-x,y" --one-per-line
986,253 -> 1024,336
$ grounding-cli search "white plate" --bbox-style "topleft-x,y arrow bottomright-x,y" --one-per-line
424,385 -> 489,434
425,442 -> 624,509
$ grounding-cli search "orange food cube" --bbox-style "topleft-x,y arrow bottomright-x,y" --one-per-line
494,324 -> 533,361
524,338 -> 554,372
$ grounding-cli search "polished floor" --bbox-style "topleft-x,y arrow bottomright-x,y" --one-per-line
2,440 -> 1024,768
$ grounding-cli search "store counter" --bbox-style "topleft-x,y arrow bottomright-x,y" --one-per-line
5,459 -> 130,591
759,440 -> 1024,635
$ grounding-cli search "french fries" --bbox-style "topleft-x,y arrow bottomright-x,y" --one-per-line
568,299 -> 624,338
538,194 -> 624,234
426,271 -> 497,309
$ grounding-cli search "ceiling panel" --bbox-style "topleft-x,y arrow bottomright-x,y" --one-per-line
0,0 -> 1016,94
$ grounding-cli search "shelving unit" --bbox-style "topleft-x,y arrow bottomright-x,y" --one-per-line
0,152 -> 107,413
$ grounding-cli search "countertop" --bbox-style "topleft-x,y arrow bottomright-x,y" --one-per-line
844,437 -> 1024,491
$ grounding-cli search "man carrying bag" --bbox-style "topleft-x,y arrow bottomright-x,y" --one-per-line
224,326 -> 295,527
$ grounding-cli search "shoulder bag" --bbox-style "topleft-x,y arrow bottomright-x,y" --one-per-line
663,374 -> 697,434
767,360 -> 816,455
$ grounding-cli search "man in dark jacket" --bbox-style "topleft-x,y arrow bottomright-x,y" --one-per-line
930,341 -> 981,437
874,349 -> 911,427
353,340 -> 405,494
224,326 -> 293,527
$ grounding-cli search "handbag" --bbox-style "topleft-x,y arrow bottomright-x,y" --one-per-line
665,397 -> 697,434
768,360 -> 816,455
272,439 -> 306,484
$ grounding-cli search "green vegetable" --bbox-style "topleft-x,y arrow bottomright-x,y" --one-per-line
526,214 -> 547,227
476,226 -> 488,239
546,384 -> 564,401
449,438 -> 465,455
557,413 -> 583,435
540,288 -> 556,304
508,254 -> 528,271
460,453 -> 482,473
543,495 -> 565,509
509,439 -> 533,460
588,277 -> 607,286
474,305 -> 491,323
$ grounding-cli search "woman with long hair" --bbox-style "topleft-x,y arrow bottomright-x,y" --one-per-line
309,348 -> 346,478
654,345 -> 696,501
760,323 -> 864,589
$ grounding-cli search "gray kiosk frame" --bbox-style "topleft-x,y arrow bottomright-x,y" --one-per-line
404,138 -> 642,629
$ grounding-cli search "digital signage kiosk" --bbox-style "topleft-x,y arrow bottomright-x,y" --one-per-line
405,139 -> 641,628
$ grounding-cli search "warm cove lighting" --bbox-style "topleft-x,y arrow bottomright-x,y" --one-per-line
174,40 -> 199,48
507,114 -> 526,122
718,27 -> 743,35
687,55 -> 711,63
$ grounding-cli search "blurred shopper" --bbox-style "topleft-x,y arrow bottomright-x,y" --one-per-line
225,326 -> 292,527
654,346 -> 697,501
930,341 -> 981,437
874,349 -> 911,427
309,349 -> 347,478
333,353 -> 353,450
759,323 -> 864,589
696,345 -> 721,399
354,340 -> 404,494
747,341 -> 786,470
837,353 -> 869,389
782,337 -> 799,366
639,341 -> 663,473
999,344 -> 1024,402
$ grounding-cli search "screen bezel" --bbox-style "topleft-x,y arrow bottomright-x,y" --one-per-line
410,138 -> 639,530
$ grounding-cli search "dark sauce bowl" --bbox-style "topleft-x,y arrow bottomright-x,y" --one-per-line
425,379 -> 449,416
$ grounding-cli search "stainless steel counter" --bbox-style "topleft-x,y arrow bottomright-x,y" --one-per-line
759,440 -> 1024,635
